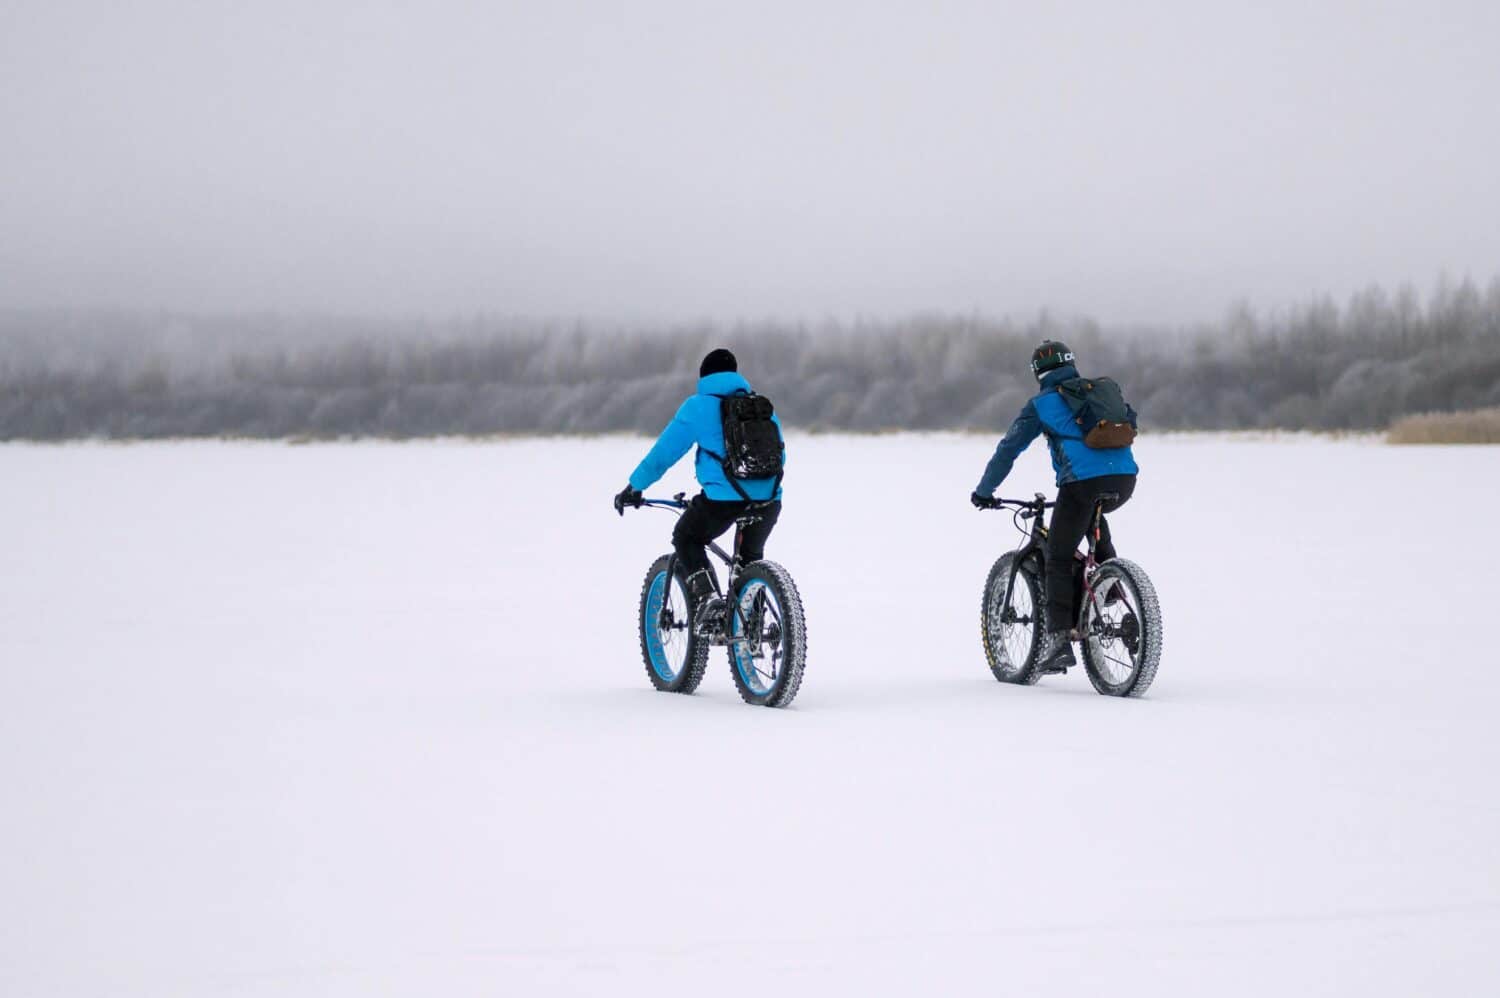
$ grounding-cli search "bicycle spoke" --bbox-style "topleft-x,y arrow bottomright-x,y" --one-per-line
990,568 -> 1036,676
1099,641 -> 1132,678
731,579 -> 786,694
644,569 -> 697,684
1072,561 -> 1161,697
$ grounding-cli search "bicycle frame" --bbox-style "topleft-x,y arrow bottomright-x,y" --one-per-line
986,492 -> 1113,633
637,492 -> 773,642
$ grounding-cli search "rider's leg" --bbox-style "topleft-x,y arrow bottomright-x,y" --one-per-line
1033,487 -> 1089,672
672,495 -> 738,632
1045,485 -> 1093,633
735,500 -> 781,564
671,495 -> 735,574
1094,516 -> 1117,563
727,500 -> 782,643
1038,475 -> 1134,672
1091,475 -> 1137,563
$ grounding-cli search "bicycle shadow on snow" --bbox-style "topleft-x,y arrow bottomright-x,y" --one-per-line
559,671 -> 1176,714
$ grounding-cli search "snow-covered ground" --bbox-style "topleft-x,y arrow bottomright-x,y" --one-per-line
2,434 -> 1496,996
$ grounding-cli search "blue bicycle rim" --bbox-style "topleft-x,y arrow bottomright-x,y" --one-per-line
730,578 -> 781,695
644,570 -> 677,682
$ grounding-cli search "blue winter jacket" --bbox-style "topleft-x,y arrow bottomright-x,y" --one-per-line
629,371 -> 785,501
975,365 -> 1138,494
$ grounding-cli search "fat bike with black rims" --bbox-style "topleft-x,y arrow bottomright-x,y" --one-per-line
979,493 -> 1162,697
626,493 -> 807,707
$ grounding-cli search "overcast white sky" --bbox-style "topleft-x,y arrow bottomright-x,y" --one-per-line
2,0 -> 1497,323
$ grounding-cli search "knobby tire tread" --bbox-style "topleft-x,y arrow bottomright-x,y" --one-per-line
727,560 -> 807,708
638,555 -> 710,694
1081,557 -> 1162,698
981,552 -> 1043,685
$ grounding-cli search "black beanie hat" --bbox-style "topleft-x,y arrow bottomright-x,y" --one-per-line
699,348 -> 738,377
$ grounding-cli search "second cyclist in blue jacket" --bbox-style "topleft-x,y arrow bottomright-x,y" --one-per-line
971,340 -> 1138,674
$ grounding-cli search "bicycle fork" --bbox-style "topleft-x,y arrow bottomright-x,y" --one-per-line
659,552 -> 680,632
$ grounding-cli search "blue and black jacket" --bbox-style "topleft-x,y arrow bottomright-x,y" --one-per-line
629,371 -> 784,502
975,365 -> 1138,495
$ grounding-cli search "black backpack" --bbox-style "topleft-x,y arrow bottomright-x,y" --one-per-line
702,391 -> 784,500
1055,376 -> 1138,449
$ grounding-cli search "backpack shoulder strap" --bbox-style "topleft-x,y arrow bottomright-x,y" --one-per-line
1054,377 -> 1089,410
697,442 -> 753,501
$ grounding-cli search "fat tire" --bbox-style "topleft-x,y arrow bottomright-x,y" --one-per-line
1080,558 -> 1162,698
638,555 -> 710,694
981,552 -> 1043,684
726,560 -> 807,708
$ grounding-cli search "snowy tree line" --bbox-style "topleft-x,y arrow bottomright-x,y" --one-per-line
2,278 -> 1497,439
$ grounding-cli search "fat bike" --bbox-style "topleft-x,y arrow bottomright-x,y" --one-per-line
980,493 -> 1162,697
627,493 -> 807,707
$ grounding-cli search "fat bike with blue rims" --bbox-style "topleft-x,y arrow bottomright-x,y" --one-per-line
628,493 -> 807,707
979,493 -> 1162,697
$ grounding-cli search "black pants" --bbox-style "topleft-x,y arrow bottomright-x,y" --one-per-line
672,494 -> 781,577
1045,474 -> 1136,632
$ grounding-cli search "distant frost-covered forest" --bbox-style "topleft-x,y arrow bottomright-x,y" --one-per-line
2,277 -> 1498,440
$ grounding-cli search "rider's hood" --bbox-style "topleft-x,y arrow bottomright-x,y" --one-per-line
1038,364 -> 1079,390
697,370 -> 753,397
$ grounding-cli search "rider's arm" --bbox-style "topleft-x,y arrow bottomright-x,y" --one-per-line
628,401 -> 697,492
975,401 -> 1042,496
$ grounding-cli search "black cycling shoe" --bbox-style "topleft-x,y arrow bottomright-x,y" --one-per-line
1036,630 -> 1076,674
683,569 -> 726,637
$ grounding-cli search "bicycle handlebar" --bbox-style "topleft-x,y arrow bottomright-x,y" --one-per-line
635,492 -> 688,511
627,492 -> 775,517
982,494 -> 1055,511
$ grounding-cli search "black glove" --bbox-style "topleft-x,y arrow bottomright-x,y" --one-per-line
971,492 -> 997,510
614,484 -> 644,516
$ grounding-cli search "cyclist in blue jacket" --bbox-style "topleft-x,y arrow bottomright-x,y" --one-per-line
971,340 -> 1139,674
614,348 -> 784,631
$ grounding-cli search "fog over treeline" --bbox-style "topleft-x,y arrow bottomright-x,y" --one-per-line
2,277 -> 1498,440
